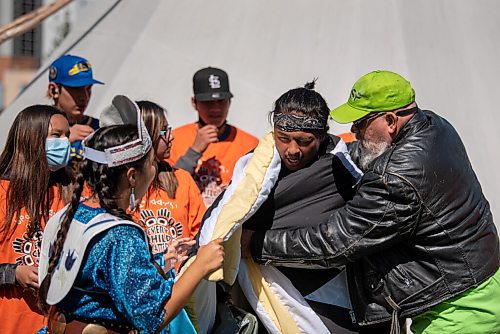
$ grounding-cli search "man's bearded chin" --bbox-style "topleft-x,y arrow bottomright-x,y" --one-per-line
359,139 -> 390,170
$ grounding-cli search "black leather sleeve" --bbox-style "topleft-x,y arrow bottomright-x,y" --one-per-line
0,263 -> 18,286
250,170 -> 421,268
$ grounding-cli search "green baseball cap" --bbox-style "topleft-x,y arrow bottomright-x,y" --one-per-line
330,70 -> 415,124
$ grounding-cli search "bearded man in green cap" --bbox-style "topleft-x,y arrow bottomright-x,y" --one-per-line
242,70 -> 500,334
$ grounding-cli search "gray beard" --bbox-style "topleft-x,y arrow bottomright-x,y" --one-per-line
358,141 -> 390,170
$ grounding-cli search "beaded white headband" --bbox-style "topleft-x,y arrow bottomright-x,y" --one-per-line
82,95 -> 152,167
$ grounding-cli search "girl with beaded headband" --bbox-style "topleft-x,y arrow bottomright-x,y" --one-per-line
0,105 -> 71,334
37,96 -> 224,334
238,81 -> 363,333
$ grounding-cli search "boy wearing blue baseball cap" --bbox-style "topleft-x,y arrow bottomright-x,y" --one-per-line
47,54 -> 104,160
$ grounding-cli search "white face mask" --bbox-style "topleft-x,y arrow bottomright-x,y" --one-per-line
45,137 -> 71,171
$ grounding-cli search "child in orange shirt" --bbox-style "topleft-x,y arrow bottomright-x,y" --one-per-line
0,105 -> 71,334
135,101 -> 206,270
37,99 -> 224,333
169,67 -> 259,207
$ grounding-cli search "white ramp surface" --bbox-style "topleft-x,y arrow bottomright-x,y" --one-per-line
1,0 -> 499,226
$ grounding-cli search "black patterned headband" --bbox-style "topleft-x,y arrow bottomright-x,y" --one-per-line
273,112 -> 328,132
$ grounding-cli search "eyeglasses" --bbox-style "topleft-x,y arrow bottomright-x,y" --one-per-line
352,107 -> 418,130
352,112 -> 385,129
159,126 -> 172,142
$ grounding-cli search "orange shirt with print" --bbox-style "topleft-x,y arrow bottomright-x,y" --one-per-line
169,123 -> 258,207
134,169 -> 205,263
0,179 -> 66,334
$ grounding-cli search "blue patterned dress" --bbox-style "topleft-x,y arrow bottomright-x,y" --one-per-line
38,204 -> 196,334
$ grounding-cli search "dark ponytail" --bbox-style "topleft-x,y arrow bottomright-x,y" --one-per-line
303,78 -> 317,90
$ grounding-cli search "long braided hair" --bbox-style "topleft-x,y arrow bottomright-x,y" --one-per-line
38,124 -> 153,313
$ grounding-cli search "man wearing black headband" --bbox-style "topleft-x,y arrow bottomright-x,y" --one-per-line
245,71 -> 500,334
239,82 -> 364,333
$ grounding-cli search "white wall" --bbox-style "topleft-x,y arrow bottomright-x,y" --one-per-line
1,0 -> 498,227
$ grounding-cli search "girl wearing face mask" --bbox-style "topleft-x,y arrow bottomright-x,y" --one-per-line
37,103 -> 224,334
0,105 -> 71,334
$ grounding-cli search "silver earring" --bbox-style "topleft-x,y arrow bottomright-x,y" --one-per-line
129,187 -> 136,211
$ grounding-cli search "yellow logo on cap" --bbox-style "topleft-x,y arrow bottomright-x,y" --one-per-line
68,61 -> 91,76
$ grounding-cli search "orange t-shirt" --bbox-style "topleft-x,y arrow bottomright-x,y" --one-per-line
169,123 -> 259,207
134,169 -> 205,257
0,180 -> 66,334
338,132 -> 357,143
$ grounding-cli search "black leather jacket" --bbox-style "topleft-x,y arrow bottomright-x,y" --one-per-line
250,109 -> 499,327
